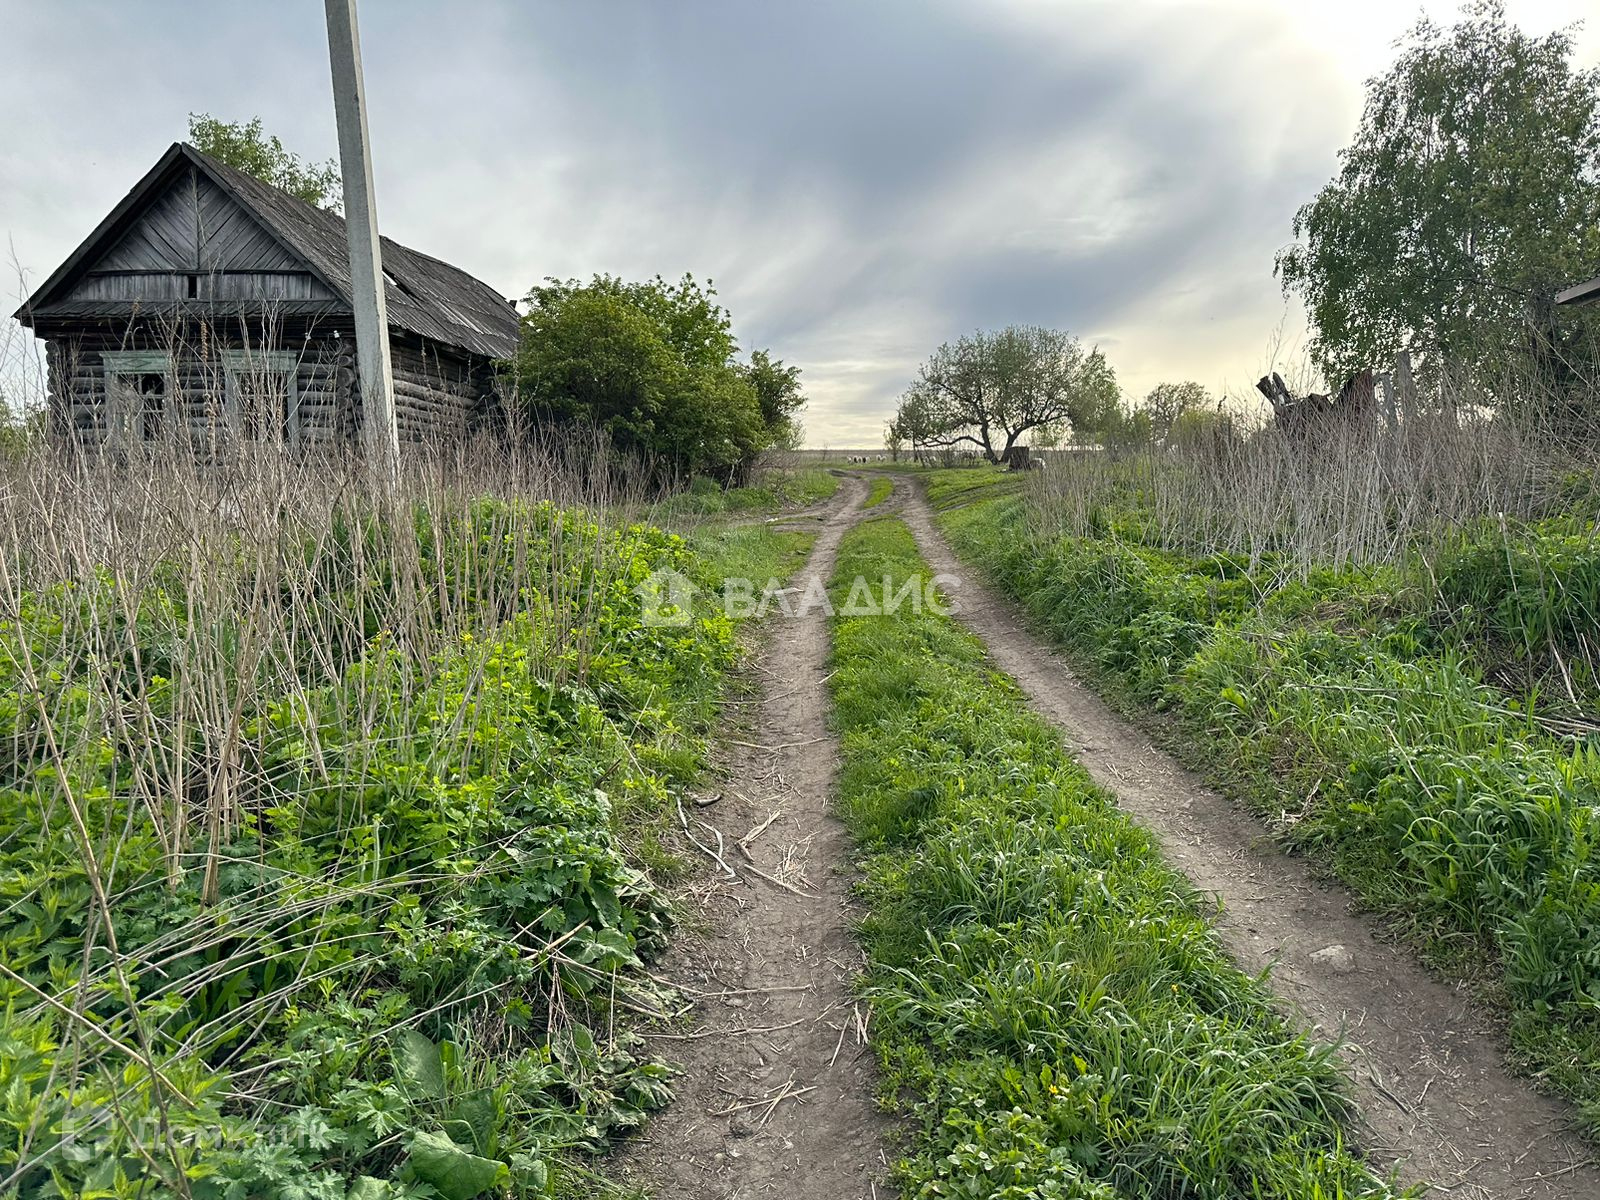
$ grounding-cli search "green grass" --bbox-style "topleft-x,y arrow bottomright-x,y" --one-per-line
658,467 -> 840,518
828,515 -> 1401,1199
682,522 -> 815,585
0,500 -> 769,1200
931,478 -> 1600,1136
863,476 -> 894,508
669,481 -> 821,626
922,463 -> 1025,508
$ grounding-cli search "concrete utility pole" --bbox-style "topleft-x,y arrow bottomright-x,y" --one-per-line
324,0 -> 399,464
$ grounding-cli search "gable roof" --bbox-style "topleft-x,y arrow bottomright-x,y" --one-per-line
15,143 -> 522,360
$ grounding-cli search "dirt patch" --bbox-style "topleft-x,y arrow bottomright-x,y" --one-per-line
614,474 -> 897,1199
895,479 -> 1600,1200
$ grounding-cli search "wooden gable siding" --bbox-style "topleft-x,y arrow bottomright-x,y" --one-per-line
94,169 -> 201,271
64,272 -> 337,303
64,166 -> 330,306
196,173 -> 304,272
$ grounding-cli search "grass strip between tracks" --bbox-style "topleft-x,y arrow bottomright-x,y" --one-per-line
827,514 -> 1403,1199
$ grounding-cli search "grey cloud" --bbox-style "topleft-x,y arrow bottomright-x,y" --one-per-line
2,0 -> 1366,443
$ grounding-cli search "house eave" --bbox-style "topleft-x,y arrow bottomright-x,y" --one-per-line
1556,275 -> 1600,307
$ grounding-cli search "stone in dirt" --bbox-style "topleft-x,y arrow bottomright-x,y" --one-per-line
1310,944 -> 1357,973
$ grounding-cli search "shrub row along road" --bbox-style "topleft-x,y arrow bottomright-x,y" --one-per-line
618,474 -> 896,1199
891,476 -> 1600,1200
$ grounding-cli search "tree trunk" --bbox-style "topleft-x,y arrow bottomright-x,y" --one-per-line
977,420 -> 998,463
999,427 -> 1022,465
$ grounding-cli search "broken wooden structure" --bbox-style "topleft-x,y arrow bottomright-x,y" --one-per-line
1255,369 -> 1378,438
1255,353 -> 1430,440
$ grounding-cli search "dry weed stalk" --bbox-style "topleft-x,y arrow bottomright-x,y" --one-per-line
0,382 -> 657,1183
1034,385 -> 1594,576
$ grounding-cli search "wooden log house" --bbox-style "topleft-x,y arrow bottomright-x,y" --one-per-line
13,142 -> 521,449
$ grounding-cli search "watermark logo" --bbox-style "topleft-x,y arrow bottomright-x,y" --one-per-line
640,567 -> 697,627
640,570 -> 960,624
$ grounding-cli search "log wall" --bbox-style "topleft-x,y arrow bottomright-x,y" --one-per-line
41,321 -> 496,449
390,339 -> 482,442
44,322 -> 355,446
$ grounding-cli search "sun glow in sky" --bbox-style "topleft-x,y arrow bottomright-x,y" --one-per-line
2,0 -> 1596,444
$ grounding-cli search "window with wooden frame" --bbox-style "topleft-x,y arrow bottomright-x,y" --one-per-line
101,351 -> 173,446
222,351 -> 300,446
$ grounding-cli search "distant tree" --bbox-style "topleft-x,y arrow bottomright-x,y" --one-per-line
0,394 -> 46,456
883,419 -> 905,461
1097,403 -> 1154,449
1168,407 -> 1237,450
1142,381 -> 1211,445
892,326 -> 1119,464
742,349 -> 807,451
886,391 -> 940,460
188,113 -> 343,211
1277,2 -> 1600,388
1030,419 -> 1066,450
513,274 -> 795,480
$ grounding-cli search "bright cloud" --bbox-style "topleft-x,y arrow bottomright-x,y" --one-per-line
2,0 -> 1596,443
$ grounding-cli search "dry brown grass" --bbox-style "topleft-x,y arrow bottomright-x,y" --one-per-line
1033,400 -> 1594,573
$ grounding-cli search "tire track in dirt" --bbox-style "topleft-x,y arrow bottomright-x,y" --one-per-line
894,477 -> 1600,1200
616,474 -> 896,1199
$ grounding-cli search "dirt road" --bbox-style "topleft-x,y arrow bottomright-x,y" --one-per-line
616,474 -> 896,1199
618,472 -> 1599,1199
892,477 -> 1600,1200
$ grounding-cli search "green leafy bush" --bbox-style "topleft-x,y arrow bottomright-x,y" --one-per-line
512,275 -> 806,481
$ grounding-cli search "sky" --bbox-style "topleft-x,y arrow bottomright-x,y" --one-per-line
2,0 -> 1597,446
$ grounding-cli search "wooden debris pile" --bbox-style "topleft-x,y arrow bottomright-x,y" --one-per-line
1256,351 -> 1421,439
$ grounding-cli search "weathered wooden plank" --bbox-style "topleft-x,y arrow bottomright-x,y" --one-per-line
197,174 -> 305,272
210,218 -> 297,272
98,225 -> 183,271
209,272 -> 327,301
198,204 -> 254,263
64,273 -> 184,302
205,213 -> 302,273
143,198 -> 199,264
98,178 -> 200,271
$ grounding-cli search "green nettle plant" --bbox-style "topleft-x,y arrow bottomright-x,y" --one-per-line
0,440 -> 745,1199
